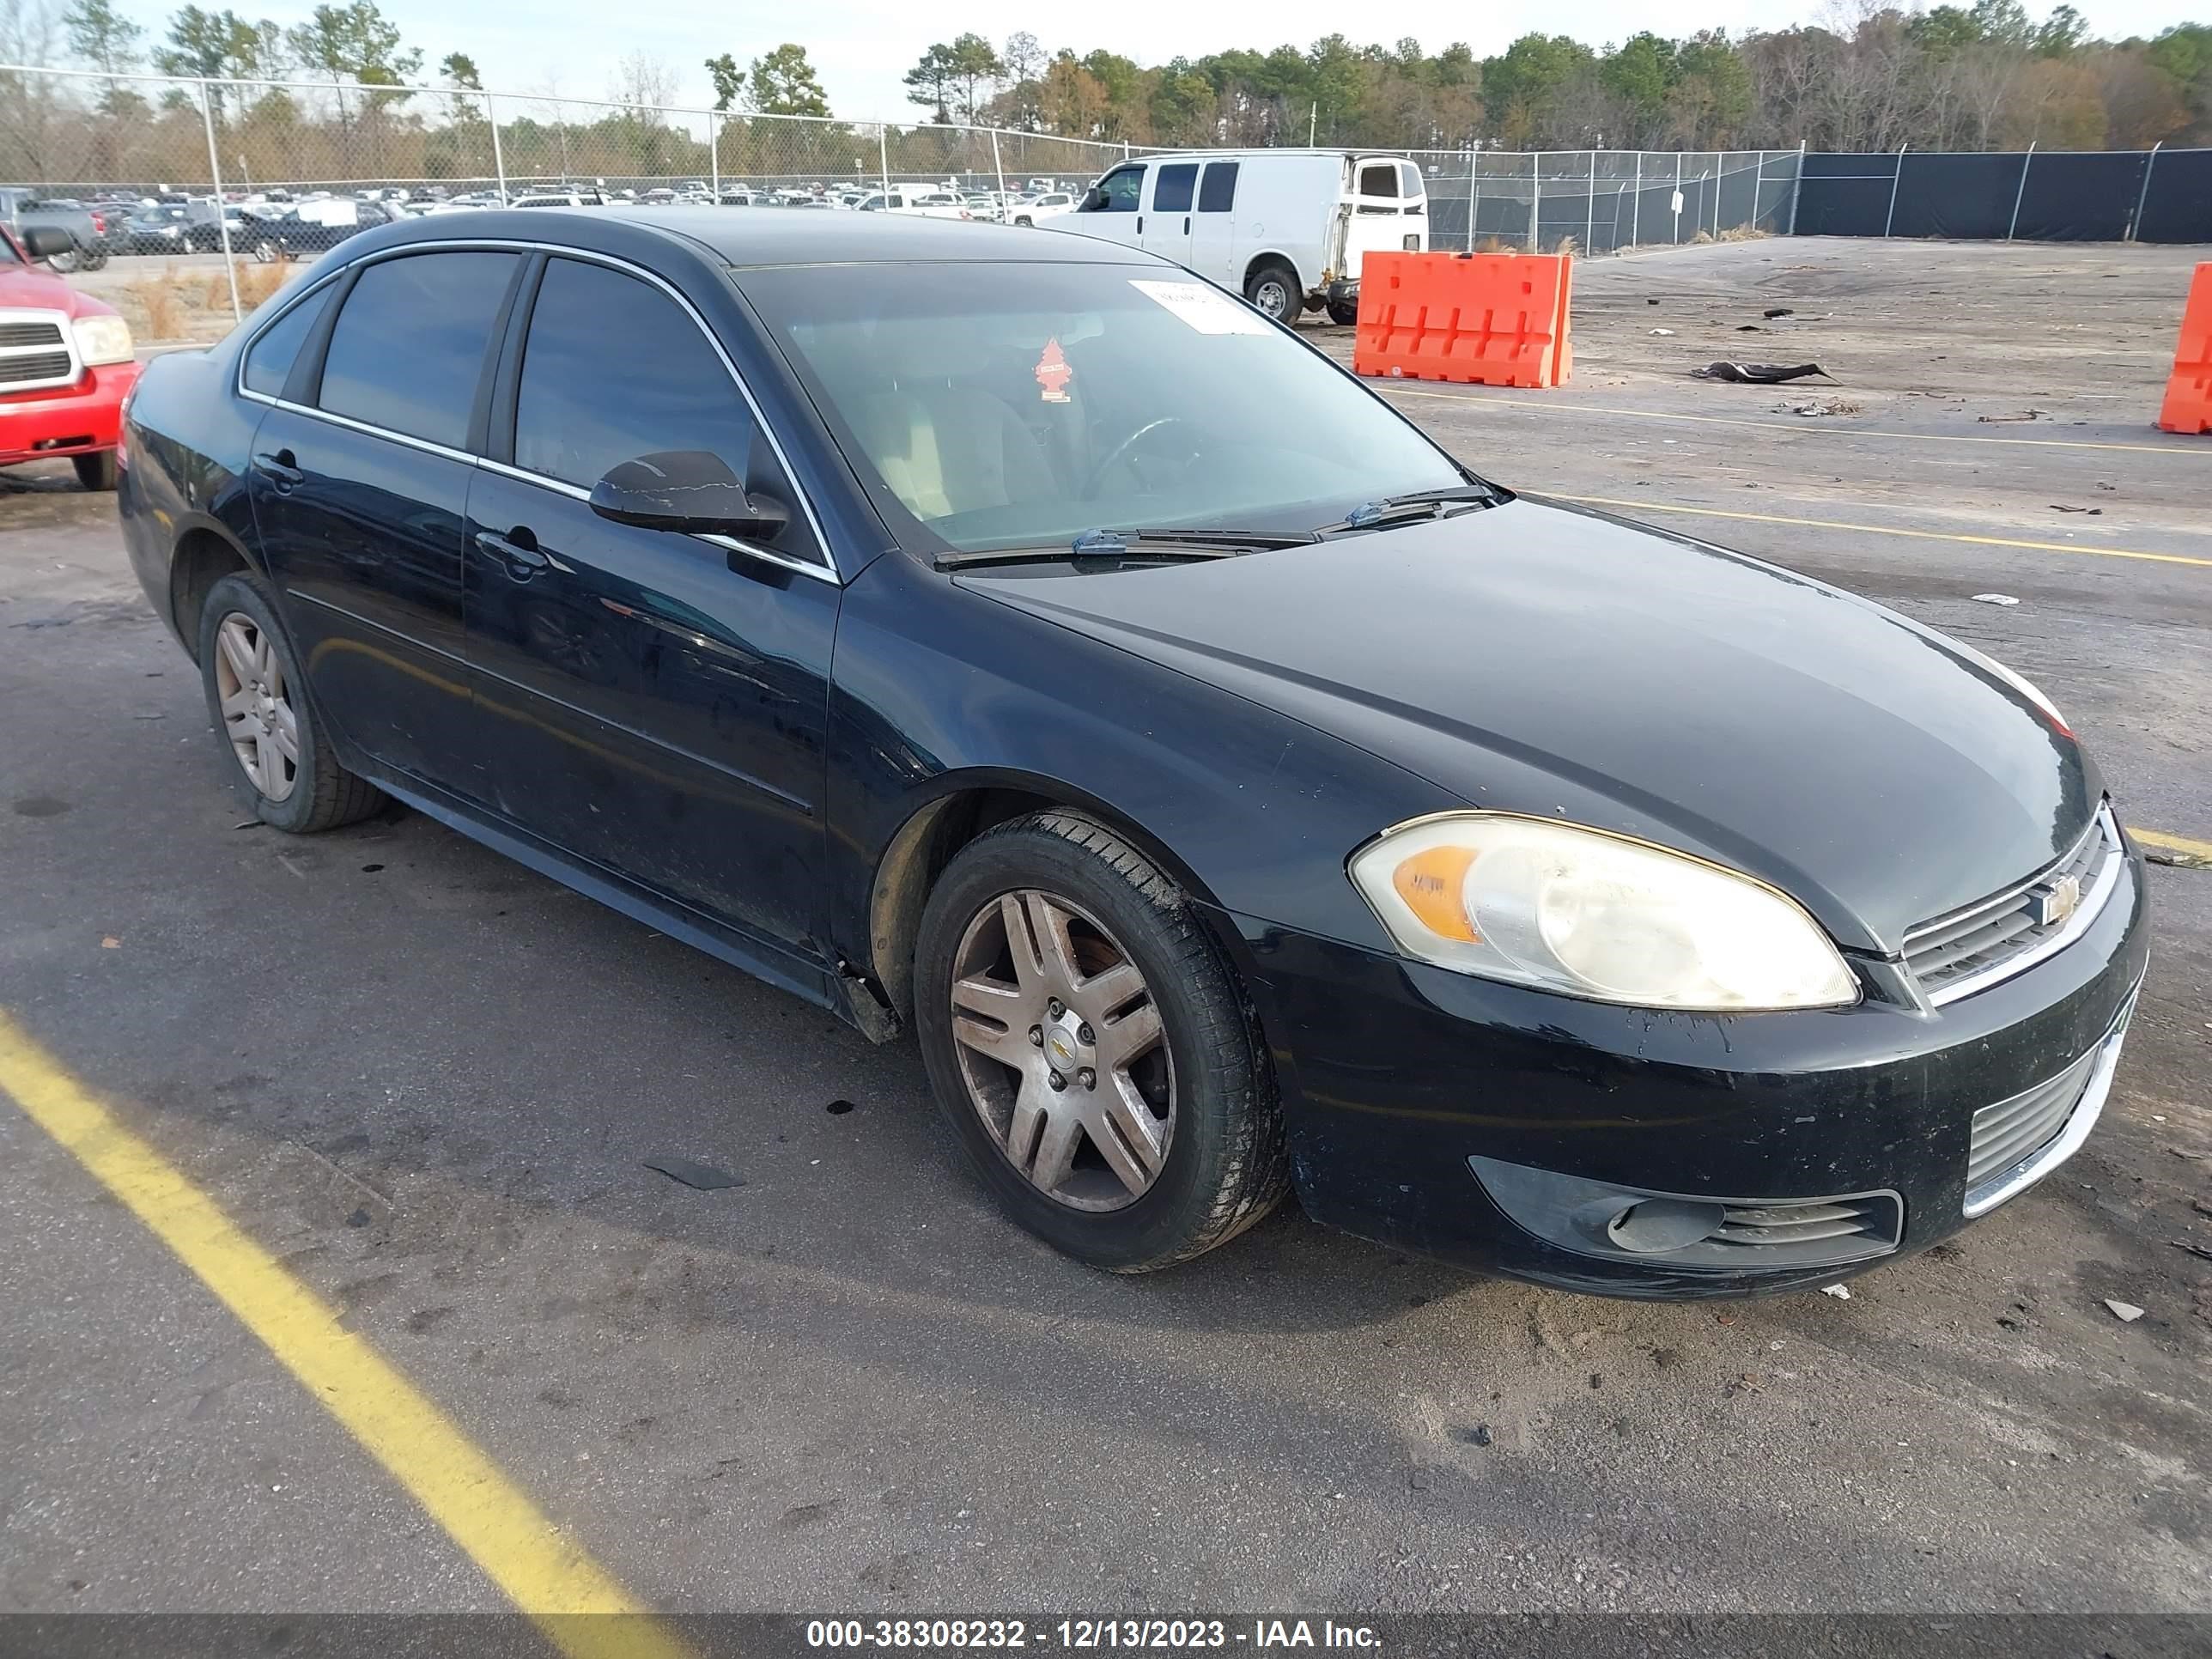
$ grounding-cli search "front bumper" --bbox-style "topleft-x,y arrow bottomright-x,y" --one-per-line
1214,838 -> 2149,1298
0,361 -> 139,467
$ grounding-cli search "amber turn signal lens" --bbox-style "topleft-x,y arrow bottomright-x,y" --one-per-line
1391,845 -> 1480,942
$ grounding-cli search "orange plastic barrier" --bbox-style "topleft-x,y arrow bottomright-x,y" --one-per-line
1353,252 -> 1572,389
2156,262 -> 2212,435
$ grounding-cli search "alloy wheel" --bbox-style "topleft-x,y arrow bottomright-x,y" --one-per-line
212,612 -> 300,802
947,888 -> 1175,1212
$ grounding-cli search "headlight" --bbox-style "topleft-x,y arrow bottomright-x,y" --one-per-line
72,313 -> 134,367
1348,813 -> 1858,1011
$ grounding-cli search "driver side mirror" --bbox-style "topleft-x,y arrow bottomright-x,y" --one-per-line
20,225 -> 73,259
1079,185 -> 1107,211
589,451 -> 789,543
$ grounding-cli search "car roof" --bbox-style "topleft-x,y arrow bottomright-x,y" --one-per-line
372,206 -> 1158,270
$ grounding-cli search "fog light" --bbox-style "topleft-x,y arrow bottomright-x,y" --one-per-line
1605,1198 -> 1725,1255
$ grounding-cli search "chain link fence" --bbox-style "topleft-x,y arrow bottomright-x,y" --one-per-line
1411,149 -> 1803,254
2,63 -> 1802,335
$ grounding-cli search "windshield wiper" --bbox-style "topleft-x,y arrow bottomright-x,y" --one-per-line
1313,483 -> 1505,537
935,525 -> 1311,571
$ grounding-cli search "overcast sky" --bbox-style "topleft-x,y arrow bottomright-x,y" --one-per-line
365,0 -> 2209,118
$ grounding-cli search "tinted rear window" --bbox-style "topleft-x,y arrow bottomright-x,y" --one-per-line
1198,162 -> 1237,212
1358,163 -> 1399,198
318,252 -> 517,448
242,281 -> 335,398
1152,164 -> 1198,214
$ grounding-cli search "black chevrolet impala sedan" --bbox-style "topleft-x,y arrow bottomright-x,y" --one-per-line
118,210 -> 2148,1296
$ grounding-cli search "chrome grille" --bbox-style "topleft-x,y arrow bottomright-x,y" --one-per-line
0,350 -> 73,386
1903,805 -> 2121,1004
0,307 -> 79,392
1967,1044 -> 2100,1194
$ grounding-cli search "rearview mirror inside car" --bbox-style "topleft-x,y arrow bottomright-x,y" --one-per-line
588,451 -> 790,543
20,225 -> 73,259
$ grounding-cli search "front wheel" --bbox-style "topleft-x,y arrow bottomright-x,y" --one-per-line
1326,300 -> 1360,326
71,451 -> 117,491
195,572 -> 386,833
914,812 -> 1289,1273
43,244 -> 79,274
1244,259 -> 1302,325
252,239 -> 278,264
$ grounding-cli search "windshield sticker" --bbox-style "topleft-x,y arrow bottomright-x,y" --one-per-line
1034,337 -> 1073,403
1128,278 -> 1273,335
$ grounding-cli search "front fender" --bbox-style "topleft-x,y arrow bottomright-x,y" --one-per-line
823,551 -> 1456,983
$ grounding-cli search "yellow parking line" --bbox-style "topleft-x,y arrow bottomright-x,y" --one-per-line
1547,493 -> 2212,568
1379,386 -> 2209,457
2131,825 -> 2212,859
0,1011 -> 690,1659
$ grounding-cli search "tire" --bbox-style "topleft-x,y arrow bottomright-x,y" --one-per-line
78,244 -> 109,270
252,239 -> 278,264
195,572 -> 386,833
71,451 -> 118,491
1244,258 -> 1302,325
914,811 -> 1289,1273
1326,300 -> 1360,326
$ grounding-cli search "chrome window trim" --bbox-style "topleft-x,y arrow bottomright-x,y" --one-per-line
1961,985 -> 2137,1218
1917,804 -> 2124,1007
228,236 -> 840,584
0,306 -> 82,392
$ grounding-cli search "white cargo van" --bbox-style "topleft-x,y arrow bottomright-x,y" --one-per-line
1032,149 -> 1427,323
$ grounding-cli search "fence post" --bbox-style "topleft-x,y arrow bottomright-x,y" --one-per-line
198,81 -> 241,325
1528,152 -> 1540,251
1584,149 -> 1595,252
1711,151 -> 1722,238
878,126 -> 889,193
1630,152 -> 1641,248
990,128 -> 1005,208
1674,151 -> 1682,243
1466,146 -> 1478,252
709,111 -> 720,200
483,92 -> 506,202
1883,143 -> 1907,238
1787,140 -> 1805,235
2129,143 -> 2161,242
2006,141 -> 2035,240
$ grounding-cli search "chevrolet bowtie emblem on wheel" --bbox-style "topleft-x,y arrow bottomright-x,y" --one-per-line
2034,872 -> 2084,928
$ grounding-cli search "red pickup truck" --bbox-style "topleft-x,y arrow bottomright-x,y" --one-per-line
0,223 -> 140,489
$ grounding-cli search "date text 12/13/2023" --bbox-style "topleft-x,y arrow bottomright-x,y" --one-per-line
805,1620 -> 1383,1650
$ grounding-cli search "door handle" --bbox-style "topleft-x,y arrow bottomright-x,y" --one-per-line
252,449 -> 303,489
1183,216 -> 1191,234
474,527 -> 549,579
1136,215 -> 1145,234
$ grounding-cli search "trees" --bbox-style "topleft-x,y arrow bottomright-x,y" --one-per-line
705,52 -> 744,112
906,34 -> 1001,124
748,44 -> 828,117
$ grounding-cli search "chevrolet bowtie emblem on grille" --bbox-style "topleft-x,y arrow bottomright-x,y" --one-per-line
2033,872 -> 2083,928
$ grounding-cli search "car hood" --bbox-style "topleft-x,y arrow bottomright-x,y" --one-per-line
0,262 -> 111,319
958,498 -> 2095,954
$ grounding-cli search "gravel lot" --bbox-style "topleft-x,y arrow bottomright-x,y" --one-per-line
2,237 -> 2208,1621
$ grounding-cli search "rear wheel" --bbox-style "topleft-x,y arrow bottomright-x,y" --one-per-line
1327,300 -> 1360,326
195,573 -> 386,833
914,812 -> 1289,1273
1244,259 -> 1301,325
71,452 -> 118,491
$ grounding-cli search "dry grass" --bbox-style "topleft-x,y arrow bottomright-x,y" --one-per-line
1718,224 -> 1774,242
119,267 -> 185,342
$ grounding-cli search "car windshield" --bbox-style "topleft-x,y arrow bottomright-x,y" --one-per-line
745,260 -> 1467,554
